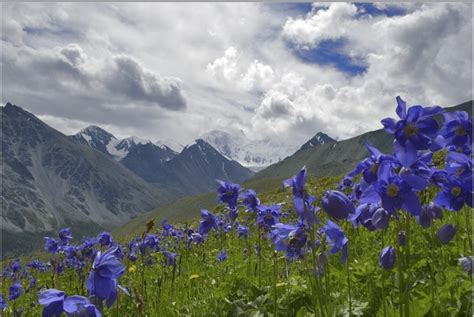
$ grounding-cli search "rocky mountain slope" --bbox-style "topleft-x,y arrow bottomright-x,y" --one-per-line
1,103 -> 176,255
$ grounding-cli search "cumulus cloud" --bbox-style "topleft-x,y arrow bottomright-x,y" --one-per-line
207,46 -> 277,93
4,42 -> 187,111
104,55 -> 186,110
282,3 -> 358,48
1,2 -> 472,149
250,2 -> 472,144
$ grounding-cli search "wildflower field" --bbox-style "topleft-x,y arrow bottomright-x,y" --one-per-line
1,97 -> 472,316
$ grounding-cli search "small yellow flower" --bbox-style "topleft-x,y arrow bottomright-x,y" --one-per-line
128,265 -> 137,273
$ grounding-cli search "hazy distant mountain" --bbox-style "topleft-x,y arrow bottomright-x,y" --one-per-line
1,103 -> 173,254
200,130 -> 299,171
162,139 -> 255,195
72,128 -> 254,195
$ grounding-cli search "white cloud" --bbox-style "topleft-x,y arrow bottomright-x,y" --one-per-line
1,2 -> 472,150
282,3 -> 358,48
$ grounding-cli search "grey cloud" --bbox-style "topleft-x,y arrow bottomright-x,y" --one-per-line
4,42 -> 187,112
104,55 -> 187,110
60,44 -> 87,66
259,95 -> 292,119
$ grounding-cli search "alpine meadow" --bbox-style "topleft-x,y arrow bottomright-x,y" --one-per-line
1,2 -> 473,317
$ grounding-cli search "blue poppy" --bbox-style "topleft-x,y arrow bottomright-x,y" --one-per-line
237,225 -> 250,239
379,246 -> 396,269
0,294 -> 6,310
44,237 -> 60,254
321,190 -> 355,220
63,295 -> 102,317
98,232 -> 113,246
283,167 -> 318,224
361,161 -> 421,216
348,143 -> 393,184
198,209 -> 218,235
458,256 -> 473,274
348,203 -> 377,231
321,220 -> 348,263
239,189 -> 260,212
381,96 -> 442,150
437,224 -> 456,244
217,250 -> 227,262
87,247 -> 125,307
434,175 -> 472,211
440,111 -> 472,147
162,251 -> 177,266
271,222 -> 308,260
58,228 -> 73,243
8,282 -> 22,301
371,207 -> 390,230
256,204 -> 280,229
216,180 -> 241,209
38,289 -> 65,317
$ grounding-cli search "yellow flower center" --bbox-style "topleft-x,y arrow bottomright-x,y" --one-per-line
404,123 -> 418,137
455,125 -> 466,136
386,184 -> 400,198
451,186 -> 461,197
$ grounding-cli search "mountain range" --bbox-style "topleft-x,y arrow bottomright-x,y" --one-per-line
199,130 -> 334,171
1,103 -> 254,256
115,100 -> 472,238
2,99 -> 471,256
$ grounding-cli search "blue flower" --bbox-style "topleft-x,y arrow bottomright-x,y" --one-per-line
63,295 -> 102,317
237,225 -> 250,239
445,151 -> 472,179
437,224 -> 456,244
381,96 -> 442,150
271,223 -> 307,260
458,256 -> 473,274
216,180 -> 241,209
348,203 -> 377,231
348,143 -> 393,184
371,207 -> 390,230
361,161 -> 421,216
198,209 -> 218,235
163,251 -> 177,266
58,228 -> 73,243
8,282 -> 22,301
217,250 -> 227,262
283,166 -> 307,198
38,289 -> 65,317
239,189 -> 260,212
434,175 -> 472,211
98,232 -> 113,246
416,204 -> 437,228
0,294 -> 6,310
440,111 -> 472,147
256,204 -> 280,229
379,246 -> 396,269
321,220 -> 348,263
87,247 -> 125,307
44,237 -> 60,254
283,167 -> 318,224
321,190 -> 355,220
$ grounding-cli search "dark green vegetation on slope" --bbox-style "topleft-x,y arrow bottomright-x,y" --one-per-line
255,101 -> 472,180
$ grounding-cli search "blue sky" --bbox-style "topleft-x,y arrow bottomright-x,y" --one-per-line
2,2 -> 472,151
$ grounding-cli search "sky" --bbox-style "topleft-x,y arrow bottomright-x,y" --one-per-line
2,2 -> 472,148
